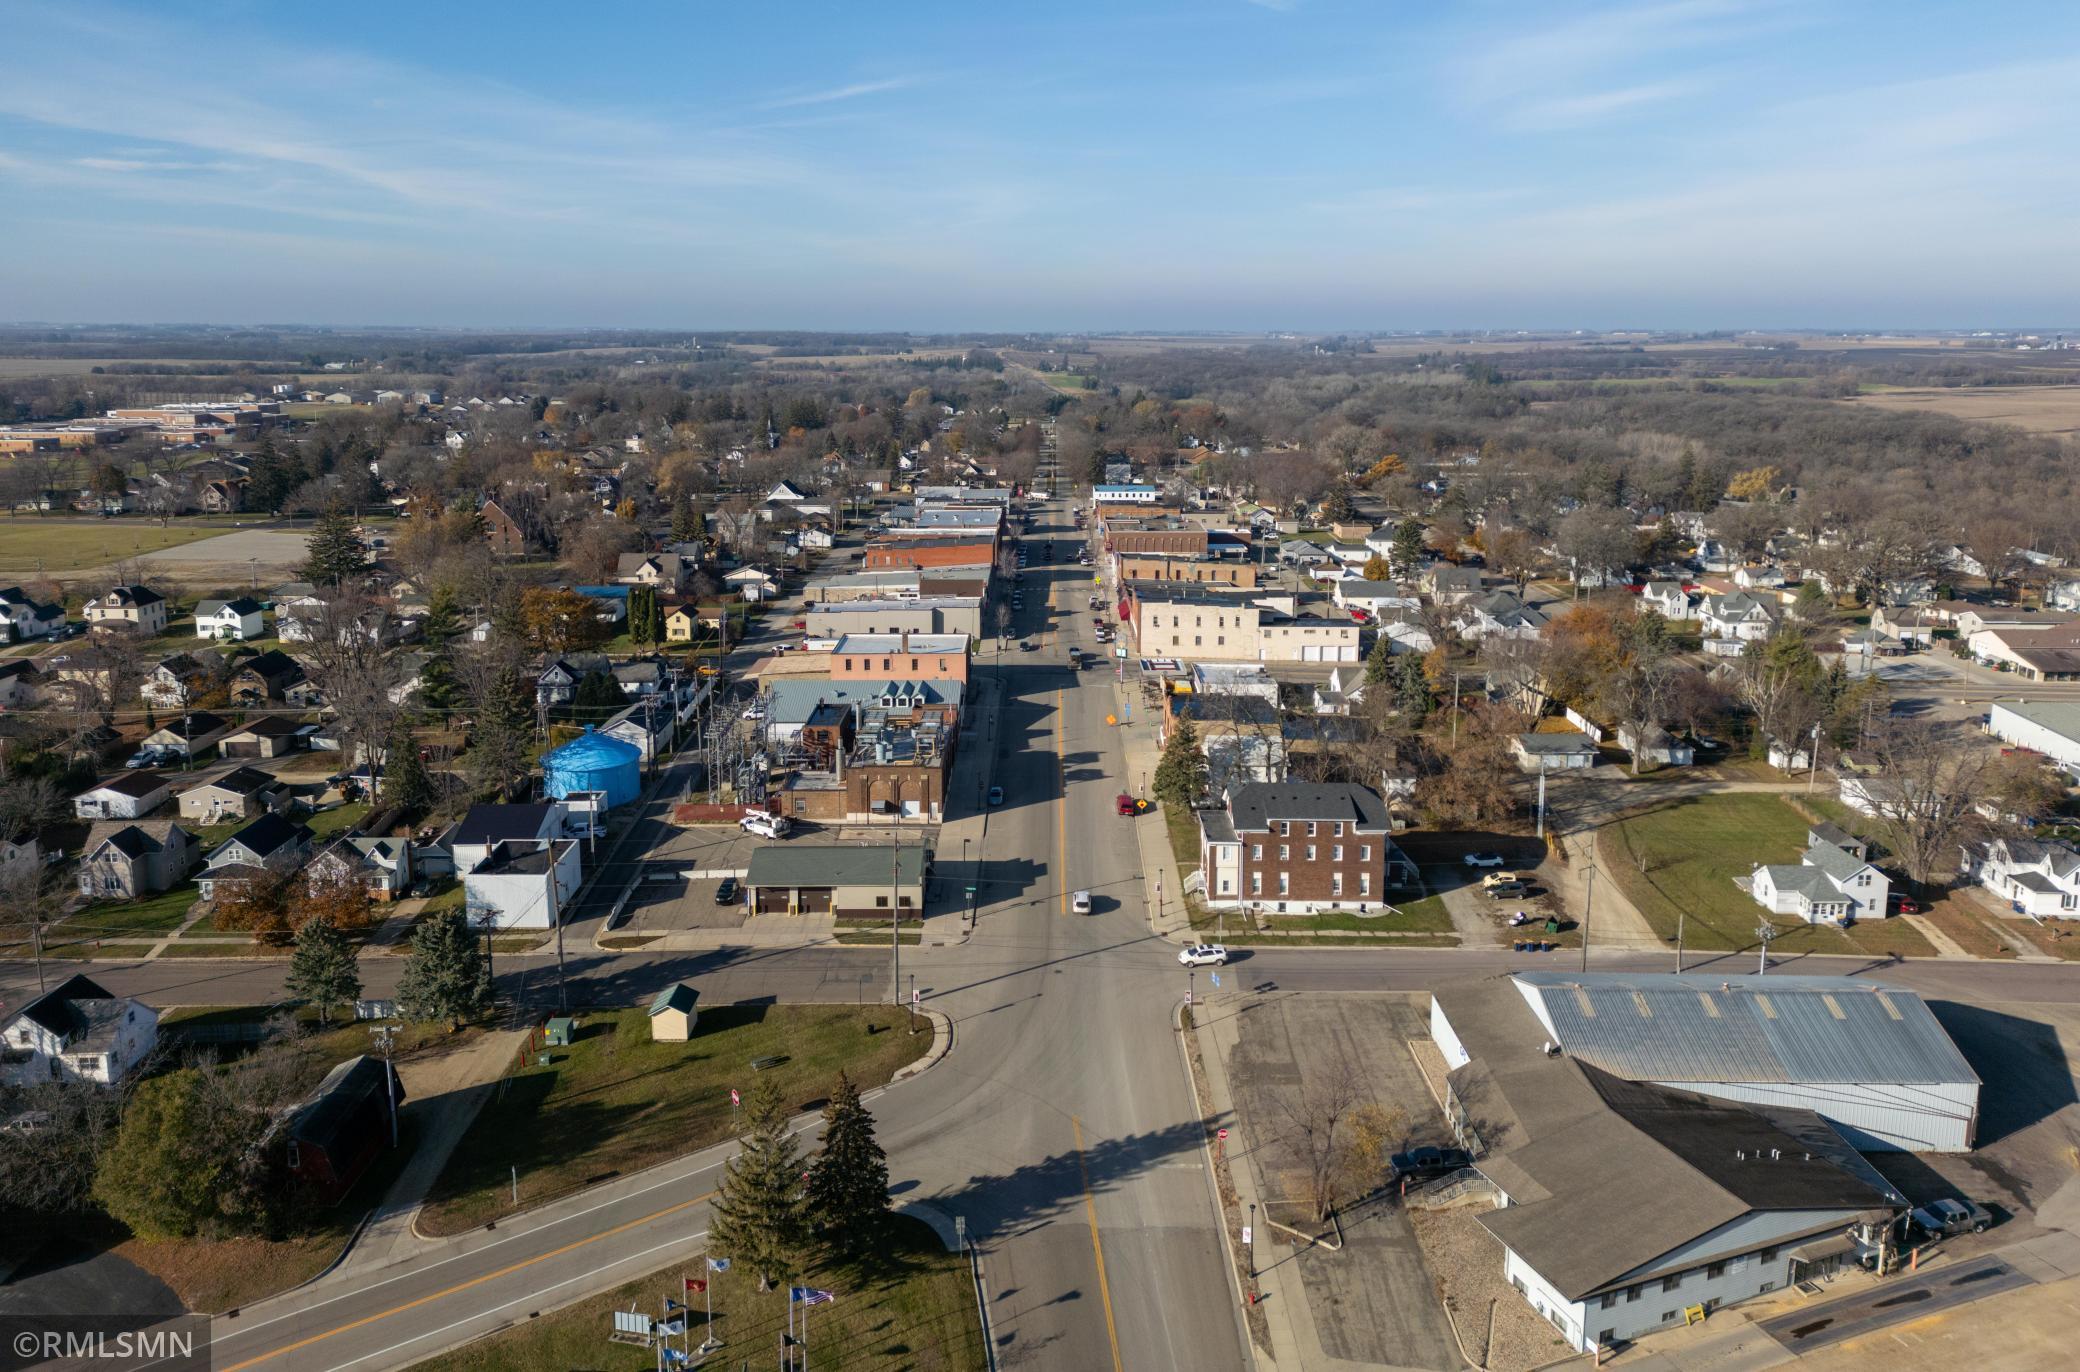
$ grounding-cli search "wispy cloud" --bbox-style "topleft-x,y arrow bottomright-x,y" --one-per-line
759,76 -> 917,110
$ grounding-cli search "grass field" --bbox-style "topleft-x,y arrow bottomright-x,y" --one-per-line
1599,793 -> 1934,959
1844,384 -> 2080,435
0,519 -> 234,572
418,1004 -> 930,1236
405,1219 -> 982,1372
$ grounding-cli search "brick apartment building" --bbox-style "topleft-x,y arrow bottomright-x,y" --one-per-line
1104,521 -> 1208,558
1115,553 -> 1260,588
1197,782 -> 1413,914
828,632 -> 970,683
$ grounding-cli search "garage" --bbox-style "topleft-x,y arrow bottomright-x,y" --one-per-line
745,843 -> 927,919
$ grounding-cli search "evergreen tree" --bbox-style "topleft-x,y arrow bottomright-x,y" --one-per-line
379,719 -> 436,813
92,1071 -> 227,1239
303,505 -> 370,586
1364,633 -> 1394,686
708,1076 -> 807,1291
1394,650 -> 1433,720
1320,487 -> 1354,523
418,588 -> 462,718
627,584 -> 661,647
804,1071 -> 889,1253
1152,718 -> 1208,809
396,911 -> 491,1029
671,492 -> 696,543
466,660 -> 537,797
1390,518 -> 1424,577
570,669 -> 625,722
286,917 -> 362,1025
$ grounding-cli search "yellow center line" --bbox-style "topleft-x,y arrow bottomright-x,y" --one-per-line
220,1190 -> 716,1371
1072,1114 -> 1126,1372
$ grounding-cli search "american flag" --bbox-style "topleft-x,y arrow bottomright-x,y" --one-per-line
789,1288 -> 835,1306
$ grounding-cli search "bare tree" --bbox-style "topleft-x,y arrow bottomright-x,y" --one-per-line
1279,1057 -> 1366,1223
297,587 -> 407,791
1864,720 -> 1992,886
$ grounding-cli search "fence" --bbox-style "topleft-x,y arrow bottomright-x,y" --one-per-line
1404,1167 -> 1501,1212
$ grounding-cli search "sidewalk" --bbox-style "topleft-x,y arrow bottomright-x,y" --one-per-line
1113,675 -> 1195,941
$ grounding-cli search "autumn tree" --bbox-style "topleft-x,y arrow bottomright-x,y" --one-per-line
1863,720 -> 1992,886
1361,553 -> 1391,583
1485,527 -> 1538,592
210,870 -> 298,943
293,868 -> 378,934
520,587 -> 612,655
1725,465 -> 1782,501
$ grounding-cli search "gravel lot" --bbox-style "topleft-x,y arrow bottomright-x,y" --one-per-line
1408,1205 -> 1579,1372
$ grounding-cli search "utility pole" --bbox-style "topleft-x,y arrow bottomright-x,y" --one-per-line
370,1023 -> 399,1147
1579,864 -> 1595,972
1535,758 -> 1550,840
1807,722 -> 1821,794
1450,670 -> 1461,750
889,780 -> 903,1008
1756,921 -> 1779,976
1675,908 -> 1687,974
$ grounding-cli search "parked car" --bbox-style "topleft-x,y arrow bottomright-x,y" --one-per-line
1888,893 -> 1923,914
1072,889 -> 1093,915
987,786 -> 1004,806
1178,944 -> 1229,967
742,704 -> 766,720
739,811 -> 791,839
1485,882 -> 1531,900
1463,852 -> 1507,868
1909,1198 -> 1991,1237
1390,1146 -> 1473,1180
124,748 -> 163,770
1480,871 -> 1523,889
715,876 -> 740,906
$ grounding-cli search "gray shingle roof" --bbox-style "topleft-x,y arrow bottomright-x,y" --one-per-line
1513,971 -> 1978,1086
1224,782 -> 1389,834
746,844 -> 927,890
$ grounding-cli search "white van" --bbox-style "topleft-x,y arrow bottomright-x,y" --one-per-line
740,811 -> 791,839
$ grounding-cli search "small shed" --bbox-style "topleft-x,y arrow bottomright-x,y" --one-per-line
647,983 -> 700,1041
544,1016 -> 577,1047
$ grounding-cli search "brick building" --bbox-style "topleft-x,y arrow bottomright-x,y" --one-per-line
861,535 -> 996,571
1115,554 -> 1259,588
1197,782 -> 1412,914
829,633 -> 970,683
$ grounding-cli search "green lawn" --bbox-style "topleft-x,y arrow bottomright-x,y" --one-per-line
418,1004 -> 932,1236
305,800 -> 371,840
1600,794 -> 1933,958
58,886 -> 201,938
405,1219 -> 982,1372
1257,892 -> 1454,933
0,519 -> 233,572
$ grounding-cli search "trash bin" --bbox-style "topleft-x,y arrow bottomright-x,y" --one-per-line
1544,918 -> 1560,934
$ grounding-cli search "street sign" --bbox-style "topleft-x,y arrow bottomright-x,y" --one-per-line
1185,989 -> 1193,1006
912,988 -> 920,1008
1242,1226 -> 1253,1246
729,1088 -> 740,1107
1114,647 -> 1127,658
1217,1127 -> 1228,1141
964,885 -> 977,894
1210,971 -> 1221,988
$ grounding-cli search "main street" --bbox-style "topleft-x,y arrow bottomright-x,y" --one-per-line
8,499 -> 2080,1370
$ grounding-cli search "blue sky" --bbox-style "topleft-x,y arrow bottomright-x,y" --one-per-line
3,0 -> 2078,330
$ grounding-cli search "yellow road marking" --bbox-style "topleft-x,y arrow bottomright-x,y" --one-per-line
1073,1115 -> 1126,1372
220,1190 -> 716,1370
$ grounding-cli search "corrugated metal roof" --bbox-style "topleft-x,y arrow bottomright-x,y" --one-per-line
1514,972 -> 1979,1087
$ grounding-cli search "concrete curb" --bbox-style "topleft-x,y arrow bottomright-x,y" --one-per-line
897,1199 -> 960,1251
1173,998 -> 1271,1372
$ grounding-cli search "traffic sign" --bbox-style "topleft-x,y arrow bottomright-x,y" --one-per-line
1217,1127 -> 1228,1141
1242,1226 -> 1253,1246
1211,971 -> 1221,988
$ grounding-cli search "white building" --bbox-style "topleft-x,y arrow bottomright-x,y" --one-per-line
445,803 -> 567,875
464,838 -> 582,931
1,974 -> 159,1086
195,596 -> 266,641
1091,484 -> 1160,505
1986,699 -> 2080,775
1748,839 -> 1888,925
1965,836 -> 2080,918
73,773 -> 173,820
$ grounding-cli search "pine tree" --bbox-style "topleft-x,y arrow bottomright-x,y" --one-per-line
628,584 -> 660,647
418,588 -> 461,718
708,1077 -> 807,1291
671,492 -> 696,543
1364,633 -> 1394,686
1152,718 -> 1208,810
804,1071 -> 889,1252
1391,518 -> 1424,577
380,719 -> 435,813
286,917 -> 362,1025
303,505 -> 370,586
570,670 -> 625,723
396,911 -> 491,1029
1394,650 -> 1433,720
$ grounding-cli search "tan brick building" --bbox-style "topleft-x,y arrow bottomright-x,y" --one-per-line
1115,554 -> 1259,588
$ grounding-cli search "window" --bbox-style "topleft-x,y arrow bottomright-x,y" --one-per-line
1250,844 -> 1263,860
1278,872 -> 1289,895
1625,1285 -> 1642,1303
1280,822 -> 1291,836
1217,636 -> 1224,646
1599,1294 -> 1617,1310
1360,845 -> 1372,860
1194,636 -> 1201,647
1307,822 -> 1318,837
875,895 -> 889,907
1706,1261 -> 1726,1279
1250,872 -> 1262,896
1599,1330 -> 1616,1348
1332,845 -> 1344,861
1305,845 -> 1316,862
1758,1246 -> 1777,1263
1359,874 -> 1371,897
1279,845 -> 1289,861
1662,1275 -> 1681,1293
1334,822 -> 1345,837
1661,1311 -> 1678,1324
1332,873 -> 1343,896
1758,1282 -> 1775,1294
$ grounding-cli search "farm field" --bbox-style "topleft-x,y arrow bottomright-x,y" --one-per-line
1843,384 -> 2080,435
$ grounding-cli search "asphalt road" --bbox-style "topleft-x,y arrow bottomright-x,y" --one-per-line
11,501 -> 2080,1370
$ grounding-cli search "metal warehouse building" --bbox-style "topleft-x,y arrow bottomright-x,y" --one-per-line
1432,972 -> 1980,1152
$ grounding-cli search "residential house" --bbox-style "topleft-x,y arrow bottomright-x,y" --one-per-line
142,710 -> 231,758
307,836 -> 414,902
1277,538 -> 1330,567
218,716 -> 308,759
611,658 -> 672,697
1700,592 -> 1778,647
1312,666 -> 1369,716
0,659 -> 35,708
665,605 -> 700,643
284,1055 -> 406,1204
602,698 -> 675,762
0,975 -> 159,1086
1640,581 -> 1694,621
195,596 -> 266,641
615,552 -> 691,593
535,654 -> 611,708
232,648 -> 306,702
73,772 -> 173,820
1424,565 -> 1488,602
445,803 -> 566,874
76,821 -> 198,901
0,585 -> 66,641
1458,592 -> 1549,642
1749,840 -> 1889,925
142,652 -> 216,709
1768,735 -> 1816,772
197,813 -> 315,901
724,566 -> 779,602
464,838 -> 581,930
84,585 -> 168,636
1511,731 -> 1600,772
1965,836 -> 2080,918
1195,782 -> 1412,914
481,499 -> 527,557
1332,580 -> 1421,616
176,766 -> 288,824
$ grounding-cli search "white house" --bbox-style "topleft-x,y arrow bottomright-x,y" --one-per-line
1332,580 -> 1420,615
724,567 -> 778,602
195,596 -> 266,641
446,803 -> 567,875
1617,723 -> 1694,767
1748,840 -> 1888,925
73,773 -> 173,820
1639,581 -> 1694,620
1699,592 -> 1777,644
1768,735 -> 1816,772
1965,836 -> 2080,918
0,975 -> 159,1086
1458,592 -> 1548,642
1510,731 -> 1599,772
464,838 -> 582,931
